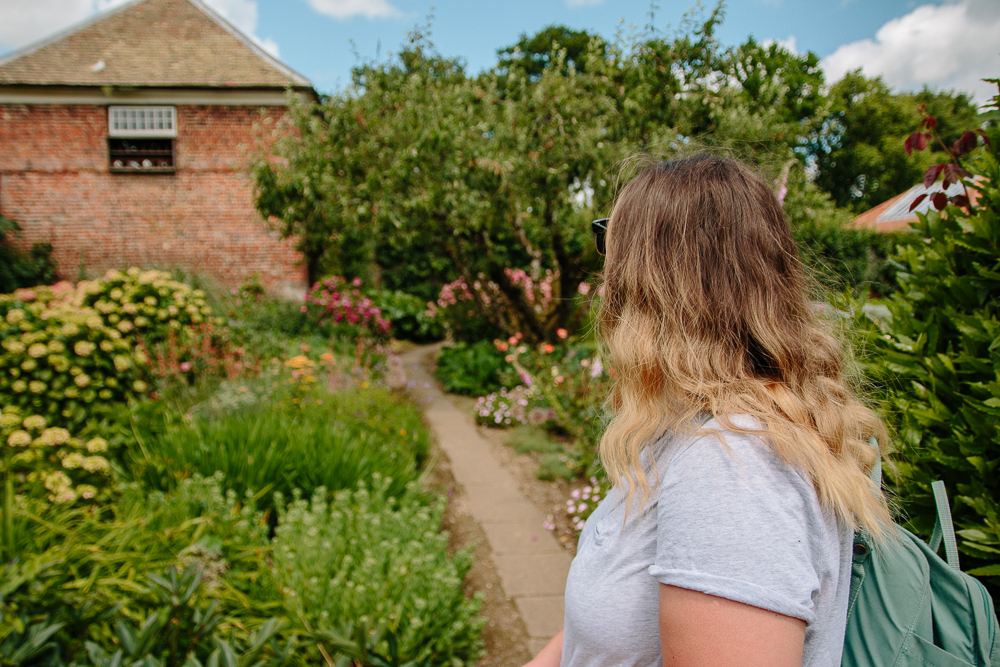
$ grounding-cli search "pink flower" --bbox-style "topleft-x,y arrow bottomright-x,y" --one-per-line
577,282 -> 591,296
180,362 -> 192,372
352,277 -> 363,287
556,328 -> 568,339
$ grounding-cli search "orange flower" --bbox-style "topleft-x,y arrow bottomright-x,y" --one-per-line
543,343 -> 555,354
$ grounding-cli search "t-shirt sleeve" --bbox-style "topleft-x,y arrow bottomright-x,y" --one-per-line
647,428 -> 822,625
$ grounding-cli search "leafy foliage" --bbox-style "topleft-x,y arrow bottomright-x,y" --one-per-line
434,342 -> 509,396
855,82 -> 1000,593
271,476 -> 485,666
252,8 -> 866,341
806,72 -> 979,212
0,217 -> 57,295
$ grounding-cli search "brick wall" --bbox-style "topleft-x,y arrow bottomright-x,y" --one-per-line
0,103 -> 306,296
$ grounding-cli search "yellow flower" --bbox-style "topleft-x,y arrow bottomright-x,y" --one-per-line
82,456 -> 110,473
113,355 -> 132,372
40,427 -> 71,446
74,374 -> 91,388
62,453 -> 85,468
28,343 -> 48,358
85,315 -> 103,328
28,381 -> 46,394
117,320 -> 134,333
109,288 -> 124,300
47,340 -> 65,354
7,430 -> 31,447
284,355 -> 315,369
22,415 -> 46,430
0,414 -> 21,429
100,341 -> 115,352
144,296 -> 157,306
5,309 -> 25,324
133,380 -> 148,393
74,341 -> 96,357
85,437 -> 108,453
11,380 -> 27,393
77,484 -> 98,499
20,359 -> 37,372
122,303 -> 139,315
2,339 -> 25,353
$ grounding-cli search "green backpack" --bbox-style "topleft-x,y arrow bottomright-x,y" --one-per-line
842,449 -> 999,666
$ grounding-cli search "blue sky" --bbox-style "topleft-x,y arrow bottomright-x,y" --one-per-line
260,0 -> 928,91
1,0 -> 998,102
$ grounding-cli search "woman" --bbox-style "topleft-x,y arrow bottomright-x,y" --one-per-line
527,155 -> 892,667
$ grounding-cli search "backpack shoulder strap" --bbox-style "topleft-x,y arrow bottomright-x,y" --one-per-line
928,480 -> 961,571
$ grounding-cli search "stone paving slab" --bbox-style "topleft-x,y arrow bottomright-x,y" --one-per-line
492,553 -> 571,597
401,345 -> 571,655
514,597 -> 565,638
481,523 -> 564,555
466,498 -> 545,524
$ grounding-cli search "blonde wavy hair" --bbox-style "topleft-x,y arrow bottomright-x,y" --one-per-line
598,155 -> 892,538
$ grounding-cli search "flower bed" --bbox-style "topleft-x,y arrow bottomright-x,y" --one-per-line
1,272 -> 485,665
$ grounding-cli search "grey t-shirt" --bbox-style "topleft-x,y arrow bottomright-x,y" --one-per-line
561,416 -> 852,667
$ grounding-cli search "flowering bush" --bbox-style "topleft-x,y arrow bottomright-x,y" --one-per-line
304,276 -> 391,340
429,271 -> 597,343
563,478 -> 605,532
474,385 -> 532,427
1,406 -> 113,504
0,288 -> 148,428
77,267 -> 217,346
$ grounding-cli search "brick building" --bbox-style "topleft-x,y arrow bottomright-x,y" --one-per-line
0,0 -> 315,295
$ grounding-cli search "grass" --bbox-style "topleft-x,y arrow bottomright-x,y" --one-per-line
506,426 -> 578,481
131,383 -> 430,514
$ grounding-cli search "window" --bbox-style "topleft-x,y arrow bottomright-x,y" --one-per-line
108,106 -> 176,173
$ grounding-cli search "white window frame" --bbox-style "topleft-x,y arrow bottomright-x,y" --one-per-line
108,106 -> 177,138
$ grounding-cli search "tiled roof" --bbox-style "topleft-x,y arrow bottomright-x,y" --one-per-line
0,0 -> 311,89
853,178 -> 981,233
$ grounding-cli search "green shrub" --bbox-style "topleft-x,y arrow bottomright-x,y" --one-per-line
132,384 -> 430,514
0,216 -> 57,294
854,93 -> 1000,593
366,288 -> 444,342
434,341 -> 509,396
792,221 -> 908,296
271,476 -> 485,666
0,475 -> 276,659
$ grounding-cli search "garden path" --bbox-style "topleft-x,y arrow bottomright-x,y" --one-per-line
401,344 -> 570,657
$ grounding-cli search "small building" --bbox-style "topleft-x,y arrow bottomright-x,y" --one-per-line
0,0 -> 315,295
853,179 -> 979,233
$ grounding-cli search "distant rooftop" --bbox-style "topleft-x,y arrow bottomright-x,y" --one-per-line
853,178 -> 981,233
0,0 -> 312,90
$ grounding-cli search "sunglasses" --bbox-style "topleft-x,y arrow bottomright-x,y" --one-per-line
591,218 -> 609,256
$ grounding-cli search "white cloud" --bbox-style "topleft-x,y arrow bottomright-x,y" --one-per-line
0,0 -> 279,59
566,0 -> 604,7
0,0 -> 107,50
203,0 -> 281,57
305,0 -> 401,20
821,0 -> 1000,105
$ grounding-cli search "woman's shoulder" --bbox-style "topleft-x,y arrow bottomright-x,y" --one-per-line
655,413 -> 817,496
